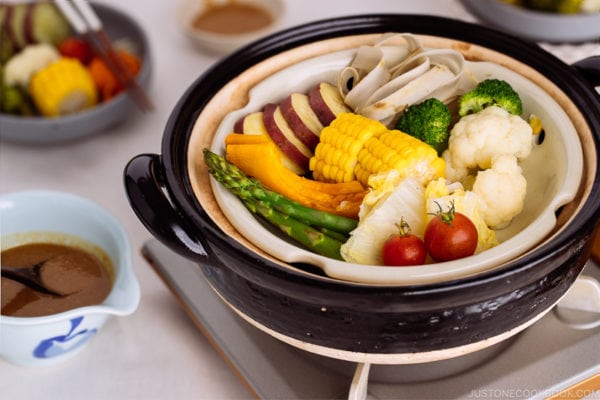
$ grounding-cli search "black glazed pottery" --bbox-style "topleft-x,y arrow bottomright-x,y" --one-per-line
124,15 -> 600,362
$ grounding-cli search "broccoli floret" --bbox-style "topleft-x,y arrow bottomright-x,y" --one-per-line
395,98 -> 452,154
0,65 -> 32,115
458,79 -> 523,117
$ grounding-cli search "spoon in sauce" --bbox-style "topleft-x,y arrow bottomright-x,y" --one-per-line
1,253 -> 94,297
2,262 -> 65,296
2,242 -> 113,317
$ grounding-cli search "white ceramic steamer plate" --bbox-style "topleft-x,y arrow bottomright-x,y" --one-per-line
463,0 -> 600,43
208,45 -> 583,286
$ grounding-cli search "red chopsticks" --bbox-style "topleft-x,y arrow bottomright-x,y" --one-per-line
55,0 -> 154,112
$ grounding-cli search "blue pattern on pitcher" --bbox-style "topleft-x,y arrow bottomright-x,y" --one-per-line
33,316 -> 97,358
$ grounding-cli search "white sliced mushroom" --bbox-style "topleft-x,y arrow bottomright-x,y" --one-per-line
338,33 -> 424,100
361,64 -> 457,124
342,60 -> 390,111
338,33 -> 466,126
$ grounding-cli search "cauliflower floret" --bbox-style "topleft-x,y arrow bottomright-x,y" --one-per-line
444,105 -> 533,183
442,150 -> 469,184
472,155 -> 527,229
4,43 -> 60,88
582,0 -> 600,13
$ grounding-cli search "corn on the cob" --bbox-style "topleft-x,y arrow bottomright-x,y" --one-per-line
309,112 -> 445,187
309,113 -> 387,183
355,129 -> 445,186
29,58 -> 98,117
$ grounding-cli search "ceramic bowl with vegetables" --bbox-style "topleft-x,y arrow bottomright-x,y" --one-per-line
0,1 -> 151,144
0,190 -> 140,367
125,15 -> 600,362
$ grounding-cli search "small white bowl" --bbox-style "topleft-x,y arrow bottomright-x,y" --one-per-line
177,0 -> 285,55
0,190 -> 140,367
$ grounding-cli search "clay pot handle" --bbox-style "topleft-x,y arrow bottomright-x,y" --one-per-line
124,153 -> 209,262
573,55 -> 600,88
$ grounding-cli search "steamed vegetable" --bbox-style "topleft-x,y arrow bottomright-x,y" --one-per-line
207,33 -> 541,266
88,50 -> 142,101
207,146 -> 357,234
58,37 -> 94,65
337,33 -> 465,126
424,201 -> 478,262
0,83 -> 31,115
309,112 -> 445,187
518,0 -> 581,12
1,1 -> 72,53
224,133 -> 366,219
355,127 -> 446,187
395,98 -> 452,154
341,173 -> 426,265
442,106 -> 532,228
425,178 -> 498,252
0,65 -> 33,115
504,0 -> 599,13
310,112 -> 387,183
458,79 -> 523,117
3,43 -> 60,88
471,155 -> 528,229
443,105 -> 533,183
381,219 -> 426,266
203,148 -> 350,259
29,58 -> 97,117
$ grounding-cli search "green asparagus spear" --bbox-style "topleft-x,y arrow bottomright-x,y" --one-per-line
203,148 -> 358,234
203,148 -> 350,259
242,196 -> 344,260
314,227 -> 350,243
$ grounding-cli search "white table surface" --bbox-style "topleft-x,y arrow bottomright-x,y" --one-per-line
1,1 -> 598,399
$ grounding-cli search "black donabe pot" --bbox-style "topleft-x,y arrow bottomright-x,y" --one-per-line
125,15 -> 600,363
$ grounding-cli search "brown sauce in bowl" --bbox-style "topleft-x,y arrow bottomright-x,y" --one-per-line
192,2 -> 274,34
1,241 -> 113,317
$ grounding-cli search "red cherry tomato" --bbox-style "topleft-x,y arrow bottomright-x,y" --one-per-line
424,202 -> 478,262
58,37 -> 94,65
382,219 -> 426,266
